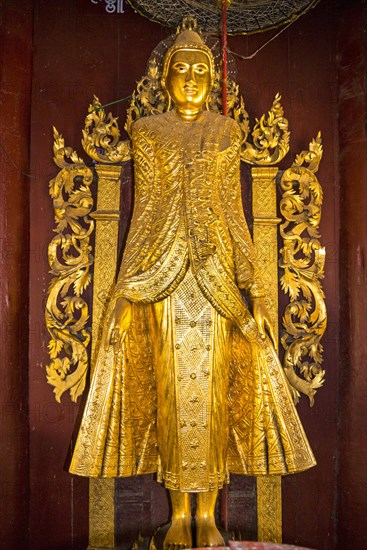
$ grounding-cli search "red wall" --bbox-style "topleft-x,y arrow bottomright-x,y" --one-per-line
1,0 -> 365,548
336,1 -> 367,548
0,2 -> 33,548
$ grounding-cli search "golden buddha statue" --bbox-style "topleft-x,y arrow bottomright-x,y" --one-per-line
69,23 -> 316,549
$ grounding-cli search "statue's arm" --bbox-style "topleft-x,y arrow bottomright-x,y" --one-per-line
221,121 -> 277,348
114,120 -> 156,294
221,121 -> 265,299
105,296 -> 132,350
104,120 -> 155,347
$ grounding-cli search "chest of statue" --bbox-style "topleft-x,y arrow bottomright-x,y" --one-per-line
137,110 -> 234,163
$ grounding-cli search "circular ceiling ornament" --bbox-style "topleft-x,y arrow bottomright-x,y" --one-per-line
127,0 -> 320,35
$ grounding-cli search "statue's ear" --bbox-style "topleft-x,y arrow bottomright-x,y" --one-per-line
160,76 -> 172,110
166,92 -> 172,112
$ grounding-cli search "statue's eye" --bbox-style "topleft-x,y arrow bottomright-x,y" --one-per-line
173,63 -> 189,73
194,64 -> 209,75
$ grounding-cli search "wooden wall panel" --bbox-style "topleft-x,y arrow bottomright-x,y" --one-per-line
336,1 -> 367,548
0,2 -> 33,548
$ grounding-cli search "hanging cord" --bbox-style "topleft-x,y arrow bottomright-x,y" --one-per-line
228,2 -> 314,61
89,94 -> 132,113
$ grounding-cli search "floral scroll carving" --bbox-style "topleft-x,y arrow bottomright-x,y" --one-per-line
279,133 -> 327,406
45,129 -> 94,402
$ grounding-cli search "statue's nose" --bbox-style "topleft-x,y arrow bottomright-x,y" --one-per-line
186,66 -> 196,82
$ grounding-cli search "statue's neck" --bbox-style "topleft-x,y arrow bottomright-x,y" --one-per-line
174,106 -> 203,122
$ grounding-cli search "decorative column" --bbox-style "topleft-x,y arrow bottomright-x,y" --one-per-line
251,167 -> 282,543
88,164 -> 122,550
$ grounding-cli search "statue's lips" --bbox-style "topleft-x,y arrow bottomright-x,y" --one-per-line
183,85 -> 198,94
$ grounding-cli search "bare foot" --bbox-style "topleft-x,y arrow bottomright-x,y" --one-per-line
196,516 -> 225,547
163,517 -> 193,550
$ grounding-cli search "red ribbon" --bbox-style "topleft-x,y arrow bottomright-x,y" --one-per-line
221,0 -> 228,116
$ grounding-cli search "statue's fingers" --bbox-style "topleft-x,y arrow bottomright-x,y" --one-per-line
265,318 -> 277,352
258,321 -> 266,340
120,328 -> 128,344
105,324 -> 113,351
254,312 -> 265,340
105,310 -> 116,350
110,326 -> 120,346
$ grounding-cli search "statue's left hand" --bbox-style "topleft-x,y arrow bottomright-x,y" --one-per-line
106,297 -> 132,350
253,297 -> 278,352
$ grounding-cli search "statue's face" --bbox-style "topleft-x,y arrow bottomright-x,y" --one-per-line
165,49 -> 212,113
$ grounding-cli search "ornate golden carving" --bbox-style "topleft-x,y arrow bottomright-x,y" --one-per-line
83,96 -> 130,163
46,102 -> 126,404
241,93 -> 290,166
279,132 -> 326,406
207,72 -> 251,145
53,127 -> 84,168
45,129 -> 94,403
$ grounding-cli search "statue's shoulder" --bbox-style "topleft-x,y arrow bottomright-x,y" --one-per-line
132,111 -> 173,135
202,110 -> 240,132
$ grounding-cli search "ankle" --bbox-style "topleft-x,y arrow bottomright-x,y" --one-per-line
172,511 -> 191,521
196,512 -> 215,523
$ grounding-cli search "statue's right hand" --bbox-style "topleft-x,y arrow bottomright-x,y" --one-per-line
106,297 -> 132,350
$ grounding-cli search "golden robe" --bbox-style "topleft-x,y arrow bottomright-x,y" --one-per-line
69,110 -> 316,491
